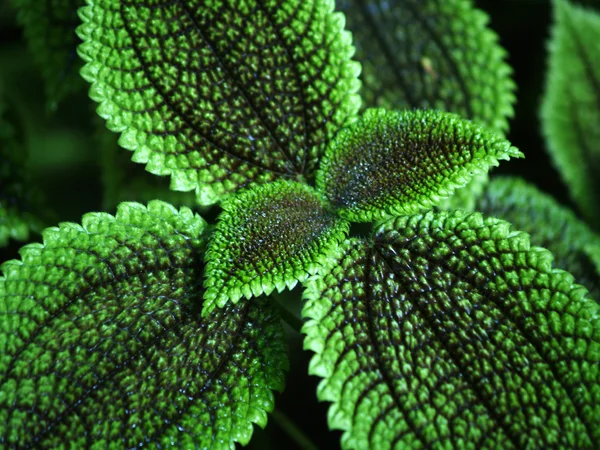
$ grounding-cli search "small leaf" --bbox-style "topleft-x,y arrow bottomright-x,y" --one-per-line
77,0 -> 361,205
541,0 -> 600,226
317,109 -> 522,222
204,180 -> 348,313
303,210 -> 600,449
0,101 -> 46,247
338,0 -> 515,134
11,0 -> 85,110
0,201 -> 288,448
476,176 -> 600,302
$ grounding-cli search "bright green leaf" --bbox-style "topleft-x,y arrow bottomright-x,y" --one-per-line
338,0 -> 517,212
0,200 -> 288,448
541,0 -> 600,226
476,176 -> 600,302
204,180 -> 348,314
317,109 -> 522,222
338,0 -> 515,135
303,210 -> 600,449
11,0 -> 85,110
77,0 -> 361,205
0,101 -> 46,247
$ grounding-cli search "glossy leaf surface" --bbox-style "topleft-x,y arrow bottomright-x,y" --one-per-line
204,180 -> 348,313
77,0 -> 361,205
303,210 -> 600,449
317,109 -> 521,222
0,201 -> 287,448
476,176 -> 600,302
541,0 -> 600,225
12,0 -> 84,110
338,0 -> 514,134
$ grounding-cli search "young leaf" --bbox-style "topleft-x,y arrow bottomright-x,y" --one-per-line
337,0 -> 515,134
0,201 -> 288,448
77,0 -> 361,205
476,176 -> 600,301
11,0 -> 85,110
303,210 -> 600,449
541,0 -> 600,226
204,180 -> 348,314
317,109 -> 522,222
0,101 -> 46,247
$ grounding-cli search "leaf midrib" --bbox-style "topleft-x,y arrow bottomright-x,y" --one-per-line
120,0 -> 305,176
382,232 -> 595,445
372,247 -> 517,448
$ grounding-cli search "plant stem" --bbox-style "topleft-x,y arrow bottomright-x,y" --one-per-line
271,408 -> 318,450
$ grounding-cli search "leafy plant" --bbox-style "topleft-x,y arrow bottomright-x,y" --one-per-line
1,0 -> 600,448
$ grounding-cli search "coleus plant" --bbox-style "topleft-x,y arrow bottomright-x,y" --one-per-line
1,0 -> 600,449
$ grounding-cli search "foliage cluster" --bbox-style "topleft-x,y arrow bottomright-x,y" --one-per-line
1,0 -> 600,448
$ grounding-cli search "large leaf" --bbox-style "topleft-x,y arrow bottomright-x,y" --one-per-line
541,0 -> 600,226
0,101 -> 46,247
77,0 -> 361,205
11,0 -> 85,110
0,201 -> 288,448
476,176 -> 600,302
317,109 -> 521,222
337,0 -> 515,134
204,180 -> 348,313
303,210 -> 600,449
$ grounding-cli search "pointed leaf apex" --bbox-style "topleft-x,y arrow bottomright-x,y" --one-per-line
203,180 -> 349,313
317,109 -> 521,222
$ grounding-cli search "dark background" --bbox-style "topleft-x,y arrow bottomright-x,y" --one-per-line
0,0 -> 588,448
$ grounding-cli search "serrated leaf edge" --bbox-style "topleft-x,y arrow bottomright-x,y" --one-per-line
301,210 -> 598,443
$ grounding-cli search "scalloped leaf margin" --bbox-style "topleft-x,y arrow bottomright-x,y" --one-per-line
0,200 -> 288,449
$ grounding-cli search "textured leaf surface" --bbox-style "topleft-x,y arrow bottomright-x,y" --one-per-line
12,0 -> 84,110
0,102 -> 45,247
338,0 -> 514,134
77,0 -> 361,205
541,0 -> 600,225
317,109 -> 521,222
303,210 -> 600,449
204,180 -> 348,313
0,201 -> 287,448
476,176 -> 600,302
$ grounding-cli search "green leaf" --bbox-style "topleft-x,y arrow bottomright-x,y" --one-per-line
303,210 -> 600,449
11,0 -> 85,110
476,176 -> 600,302
204,180 -> 348,314
317,109 -> 522,222
95,119 -> 197,212
77,0 -> 361,205
0,101 -> 46,247
338,0 -> 515,134
0,200 -> 288,448
541,0 -> 600,226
